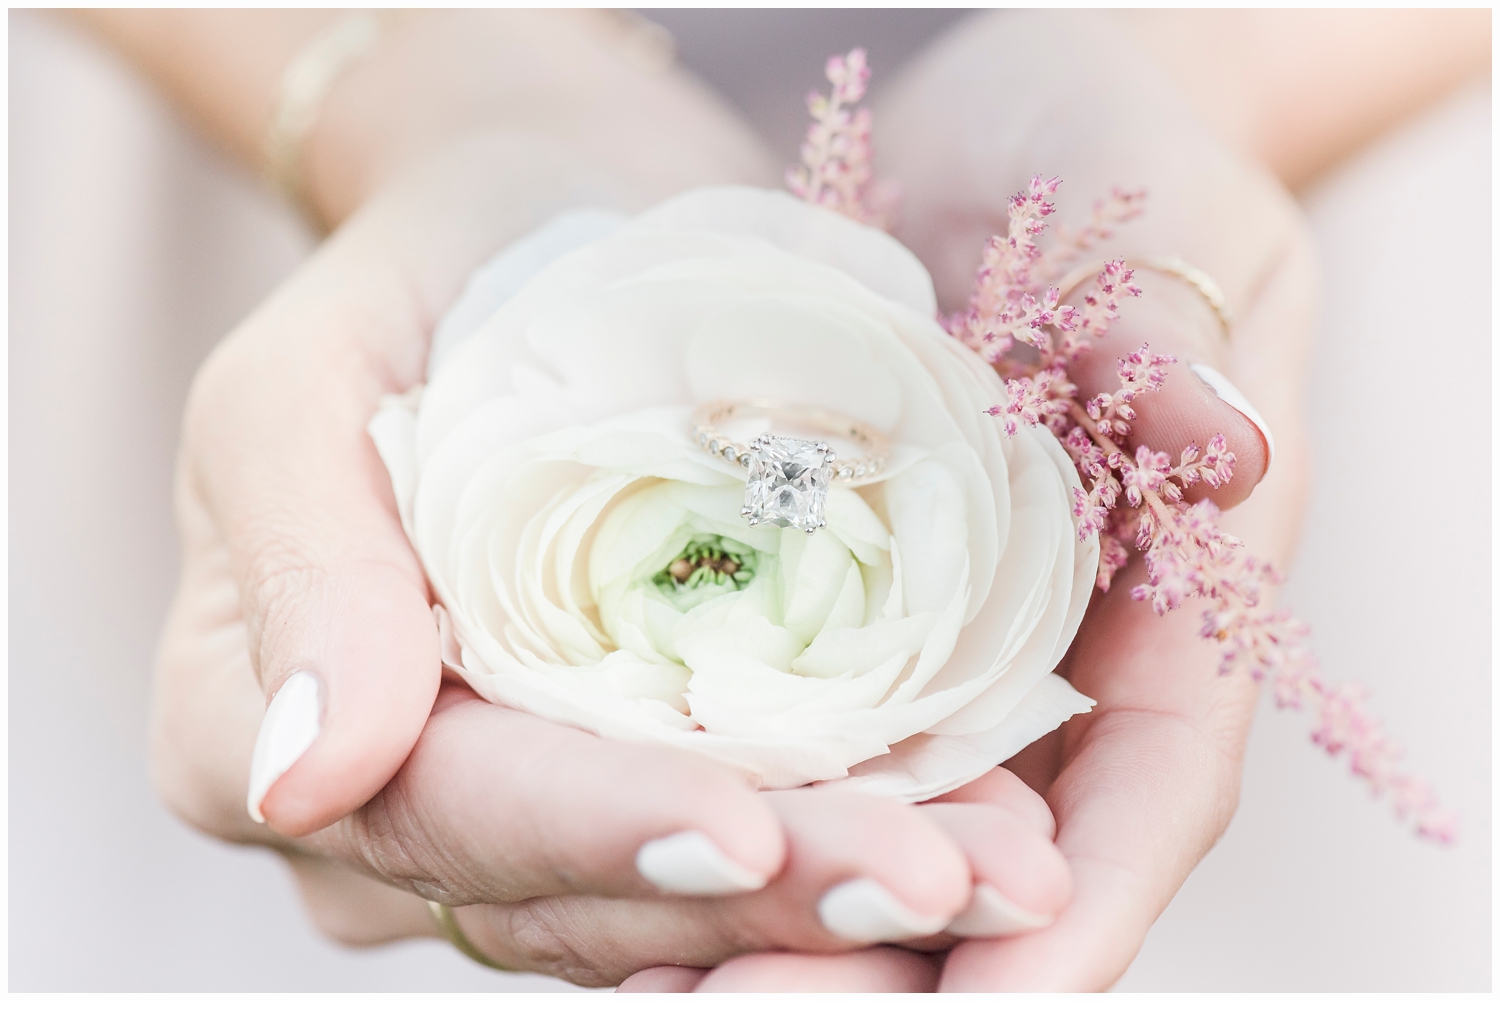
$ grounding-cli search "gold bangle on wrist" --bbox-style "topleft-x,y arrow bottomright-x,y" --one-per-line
262,10 -> 388,223
1057,254 -> 1234,340
427,900 -> 515,972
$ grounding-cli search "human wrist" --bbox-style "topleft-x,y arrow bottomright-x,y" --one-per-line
298,10 -> 775,230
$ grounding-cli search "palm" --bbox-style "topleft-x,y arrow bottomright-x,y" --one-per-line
938,553 -> 1259,990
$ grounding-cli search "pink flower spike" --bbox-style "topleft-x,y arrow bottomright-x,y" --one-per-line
786,49 -> 891,228
909,97 -> 1449,839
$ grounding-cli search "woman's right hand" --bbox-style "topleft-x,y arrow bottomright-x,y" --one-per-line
154,142 -> 1075,983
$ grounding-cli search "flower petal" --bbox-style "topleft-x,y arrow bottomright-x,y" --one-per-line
629,185 -> 937,316
825,673 -> 1096,802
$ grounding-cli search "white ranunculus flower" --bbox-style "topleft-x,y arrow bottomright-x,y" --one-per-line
370,187 -> 1099,800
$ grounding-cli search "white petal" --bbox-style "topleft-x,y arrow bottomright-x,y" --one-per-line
878,455 -> 972,616
628,185 -> 937,316
824,673 -> 1096,802
778,527 -> 863,645
390,186 -> 1102,798
683,293 -> 904,436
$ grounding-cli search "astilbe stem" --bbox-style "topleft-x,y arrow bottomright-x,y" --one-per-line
786,53 -> 1454,842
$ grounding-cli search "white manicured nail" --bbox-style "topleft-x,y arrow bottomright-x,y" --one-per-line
1191,363 -> 1277,468
946,883 -> 1055,938
246,670 -> 322,824
817,878 -> 951,943
636,830 -> 768,896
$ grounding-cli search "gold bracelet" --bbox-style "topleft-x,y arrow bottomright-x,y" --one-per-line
427,900 -> 515,972
262,11 -> 387,222
1057,254 -> 1233,340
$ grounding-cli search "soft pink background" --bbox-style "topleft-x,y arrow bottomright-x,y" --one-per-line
8,10 -> 1490,992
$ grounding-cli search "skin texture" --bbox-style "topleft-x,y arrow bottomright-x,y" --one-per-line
75,7 -> 1481,992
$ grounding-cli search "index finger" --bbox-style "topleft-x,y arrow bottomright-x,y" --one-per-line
304,683 -> 788,905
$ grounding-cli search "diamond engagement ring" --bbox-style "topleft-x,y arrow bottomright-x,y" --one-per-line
690,400 -> 892,535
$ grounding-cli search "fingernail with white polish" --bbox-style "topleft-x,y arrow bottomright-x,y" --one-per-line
946,883 -> 1055,938
1190,363 -> 1277,467
636,830 -> 769,896
817,878 -> 951,943
246,670 -> 322,824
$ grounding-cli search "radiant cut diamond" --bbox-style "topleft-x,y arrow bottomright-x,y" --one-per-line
741,434 -> 834,534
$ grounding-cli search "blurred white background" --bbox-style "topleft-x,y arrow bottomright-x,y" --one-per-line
8,10 -> 1489,992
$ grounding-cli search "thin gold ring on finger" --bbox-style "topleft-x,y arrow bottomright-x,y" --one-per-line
427,900 -> 515,972
1057,254 -> 1233,340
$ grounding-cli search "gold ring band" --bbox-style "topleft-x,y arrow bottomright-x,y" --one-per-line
1057,254 -> 1233,339
426,900 -> 514,972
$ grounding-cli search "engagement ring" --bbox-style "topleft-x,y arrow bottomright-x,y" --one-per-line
690,400 -> 891,535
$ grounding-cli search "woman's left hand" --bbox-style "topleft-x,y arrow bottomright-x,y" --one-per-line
621,10 -> 1318,991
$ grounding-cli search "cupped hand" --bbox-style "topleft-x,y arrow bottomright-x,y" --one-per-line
153,111 -> 1080,984
882,12 -> 1317,989
622,9 -> 1317,991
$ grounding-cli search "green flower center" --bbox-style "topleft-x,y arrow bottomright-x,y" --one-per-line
653,536 -> 757,595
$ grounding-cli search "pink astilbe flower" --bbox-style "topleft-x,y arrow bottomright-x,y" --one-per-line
1170,433 -> 1236,491
949,174 -> 1454,841
948,176 -> 1084,361
1086,343 -> 1176,438
1119,445 -> 1173,508
1139,499 -> 1456,841
783,53 -> 1453,841
786,49 -> 894,227
1075,259 -> 1144,340
986,366 -> 1075,435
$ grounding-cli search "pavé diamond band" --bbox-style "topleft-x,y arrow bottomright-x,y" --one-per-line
690,400 -> 892,535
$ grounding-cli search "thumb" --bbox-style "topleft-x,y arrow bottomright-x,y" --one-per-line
1058,248 -> 1293,511
185,263 -> 441,839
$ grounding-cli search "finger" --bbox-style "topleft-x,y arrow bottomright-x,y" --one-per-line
615,966 -> 709,993
438,785 -> 1073,984
426,788 -> 973,984
183,278 -> 442,838
754,788 -> 972,945
1061,260 -> 1271,510
306,685 -> 786,904
928,765 -> 1057,838
282,849 -> 437,948
1059,162 -> 1319,512
920,802 -> 1072,939
352,774 -> 1068,986
694,949 -> 940,993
